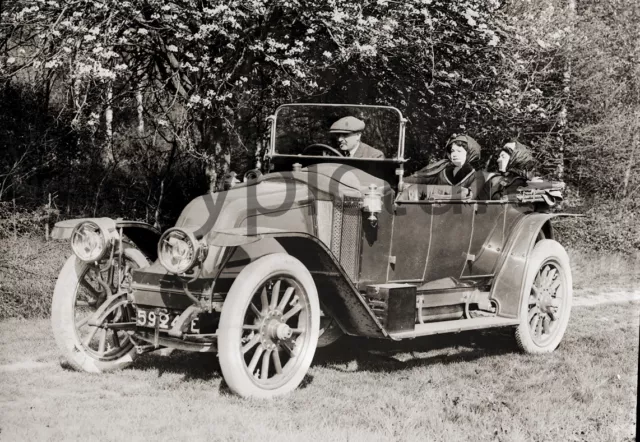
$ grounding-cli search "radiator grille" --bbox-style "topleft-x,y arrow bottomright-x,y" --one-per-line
331,202 -> 343,258
338,197 -> 362,280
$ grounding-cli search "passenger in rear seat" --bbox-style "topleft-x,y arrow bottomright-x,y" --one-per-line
479,139 -> 536,200
404,134 -> 482,194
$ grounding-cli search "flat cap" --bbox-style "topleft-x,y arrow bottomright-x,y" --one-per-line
329,116 -> 365,134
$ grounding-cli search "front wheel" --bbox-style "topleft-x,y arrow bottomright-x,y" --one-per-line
218,253 -> 320,398
515,239 -> 572,353
51,248 -> 149,372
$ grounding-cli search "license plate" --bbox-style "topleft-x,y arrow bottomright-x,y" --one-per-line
136,308 -> 200,334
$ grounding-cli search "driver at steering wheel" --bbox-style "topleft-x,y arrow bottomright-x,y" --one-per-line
329,116 -> 384,159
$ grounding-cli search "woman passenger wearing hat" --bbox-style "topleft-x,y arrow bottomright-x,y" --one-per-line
482,139 -> 536,200
405,134 -> 482,188
485,139 -> 536,199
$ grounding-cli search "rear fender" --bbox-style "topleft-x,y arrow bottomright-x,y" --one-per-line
491,213 -> 577,318
51,218 -> 160,261
212,228 -> 387,339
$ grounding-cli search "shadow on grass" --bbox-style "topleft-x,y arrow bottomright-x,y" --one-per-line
313,327 -> 519,373
129,351 -> 223,382
121,328 -> 519,384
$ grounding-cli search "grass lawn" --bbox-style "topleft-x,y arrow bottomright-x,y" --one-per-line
0,302 -> 637,442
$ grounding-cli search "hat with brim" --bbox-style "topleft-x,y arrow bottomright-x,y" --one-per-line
329,116 -> 365,134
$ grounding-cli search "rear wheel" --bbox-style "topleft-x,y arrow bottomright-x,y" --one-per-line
317,312 -> 344,348
218,253 -> 320,398
515,239 -> 572,353
51,248 -> 149,372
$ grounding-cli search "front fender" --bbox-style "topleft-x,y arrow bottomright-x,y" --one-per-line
213,227 -> 387,339
490,213 -> 579,318
51,218 -> 160,261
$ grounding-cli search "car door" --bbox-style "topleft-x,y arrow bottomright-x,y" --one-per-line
388,200 -> 474,283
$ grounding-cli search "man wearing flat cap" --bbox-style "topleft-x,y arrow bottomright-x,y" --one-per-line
329,116 -> 384,159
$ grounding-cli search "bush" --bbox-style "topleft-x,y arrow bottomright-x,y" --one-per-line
0,237 -> 69,320
0,202 -> 60,239
554,199 -> 640,254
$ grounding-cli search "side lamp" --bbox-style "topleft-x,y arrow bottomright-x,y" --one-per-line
362,183 -> 383,227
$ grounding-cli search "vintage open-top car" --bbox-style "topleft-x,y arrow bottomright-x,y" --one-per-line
51,104 -> 573,398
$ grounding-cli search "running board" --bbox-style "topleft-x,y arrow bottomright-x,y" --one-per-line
389,317 -> 519,340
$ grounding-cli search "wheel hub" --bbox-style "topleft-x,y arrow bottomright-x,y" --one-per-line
259,311 -> 292,350
537,288 -> 559,315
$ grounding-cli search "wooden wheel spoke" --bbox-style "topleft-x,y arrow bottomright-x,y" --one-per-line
542,315 -> 551,334
527,306 -> 539,323
270,280 -> 281,310
548,268 -> 558,284
83,326 -> 99,347
272,350 -> 283,374
541,266 -> 551,285
281,339 -> 297,357
75,316 -> 90,329
277,287 -> 295,312
530,313 -> 540,335
242,325 -> 260,331
260,287 -> 269,314
536,316 -> 544,337
550,280 -> 561,294
98,328 -> 107,354
242,334 -> 261,354
247,346 -> 264,374
80,279 -> 102,299
528,294 -> 537,306
261,349 -> 272,380
250,302 -> 262,320
282,303 -> 302,322
531,284 -> 541,297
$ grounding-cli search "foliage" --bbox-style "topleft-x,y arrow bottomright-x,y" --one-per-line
0,237 -> 68,319
0,1 -> 546,168
566,0 -> 640,198
554,198 -> 640,255
0,0 -> 639,252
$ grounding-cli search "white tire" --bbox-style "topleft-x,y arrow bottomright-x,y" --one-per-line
218,253 -> 320,398
515,239 -> 573,353
51,248 -> 149,372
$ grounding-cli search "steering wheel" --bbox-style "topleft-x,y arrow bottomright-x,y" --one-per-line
302,143 -> 344,157
244,168 -> 263,181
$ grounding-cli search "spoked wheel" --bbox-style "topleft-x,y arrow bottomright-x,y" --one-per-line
515,239 -> 572,353
51,247 -> 149,372
218,253 -> 320,398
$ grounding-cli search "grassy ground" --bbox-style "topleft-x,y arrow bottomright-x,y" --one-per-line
569,249 -> 640,293
0,302 -> 637,441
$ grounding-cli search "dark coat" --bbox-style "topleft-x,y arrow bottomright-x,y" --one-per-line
481,140 -> 536,200
351,142 -> 384,159
404,135 -> 482,188
481,173 -> 528,200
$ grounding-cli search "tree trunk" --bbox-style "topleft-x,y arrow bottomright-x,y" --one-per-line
154,141 -> 178,229
136,87 -> 144,135
558,0 -> 577,181
104,82 -> 114,164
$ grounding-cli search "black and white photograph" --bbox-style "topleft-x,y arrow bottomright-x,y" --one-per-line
0,0 -> 637,440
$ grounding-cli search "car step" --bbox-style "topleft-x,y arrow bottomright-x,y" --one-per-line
390,316 -> 519,339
